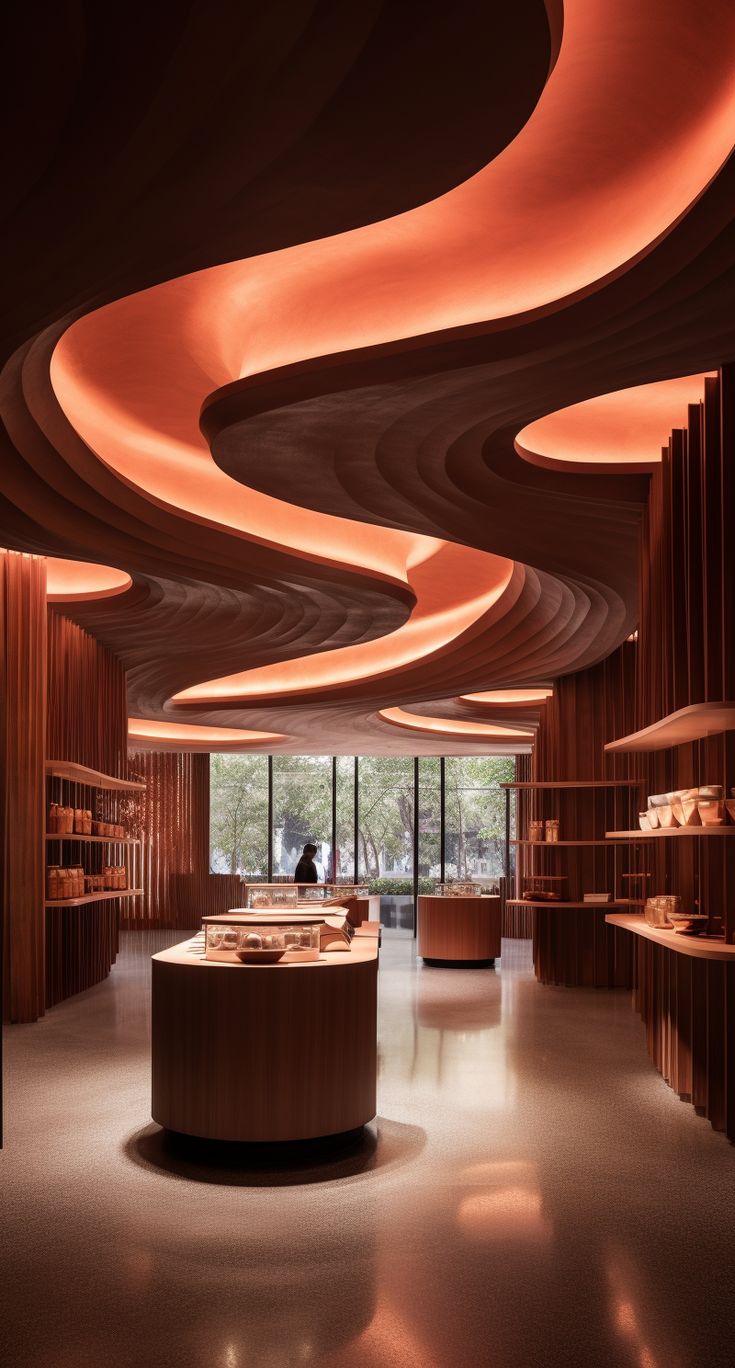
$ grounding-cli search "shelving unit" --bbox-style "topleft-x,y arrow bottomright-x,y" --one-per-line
508,898 -> 643,910
45,833 -> 141,845
604,701 -> 735,753
46,759 -> 146,791
510,777 -> 644,915
512,838 -> 618,847
502,779 -> 641,789
45,765 -> 145,913
606,826 -> 735,839
45,889 -> 144,908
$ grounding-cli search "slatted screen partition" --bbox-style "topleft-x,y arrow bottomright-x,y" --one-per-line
44,611 -> 130,1008
1,551 -> 47,1023
125,751 -> 241,929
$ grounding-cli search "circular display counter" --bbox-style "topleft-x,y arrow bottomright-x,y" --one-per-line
417,894 -> 501,966
151,936 -> 378,1142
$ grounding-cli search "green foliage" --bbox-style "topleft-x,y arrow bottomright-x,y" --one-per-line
209,752 -> 515,880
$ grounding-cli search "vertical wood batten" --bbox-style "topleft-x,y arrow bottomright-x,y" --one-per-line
1,551 -> 47,1022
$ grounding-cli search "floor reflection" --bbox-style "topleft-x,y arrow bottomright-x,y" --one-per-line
2,933 -> 734,1367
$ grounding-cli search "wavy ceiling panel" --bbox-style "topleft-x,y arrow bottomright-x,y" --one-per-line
2,1 -> 735,753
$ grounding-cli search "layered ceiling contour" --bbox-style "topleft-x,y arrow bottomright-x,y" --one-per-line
2,0 -> 735,753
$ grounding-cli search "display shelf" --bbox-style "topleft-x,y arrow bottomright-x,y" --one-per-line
501,779 -> 640,789
45,888 -> 143,908
511,838 -> 618,847
508,899 -> 643,910
604,701 -> 735,753
45,833 -> 141,845
605,912 -> 735,961
46,759 -> 146,791
606,826 -> 735,840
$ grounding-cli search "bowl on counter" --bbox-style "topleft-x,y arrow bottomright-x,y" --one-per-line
666,912 -> 709,936
236,947 -> 286,964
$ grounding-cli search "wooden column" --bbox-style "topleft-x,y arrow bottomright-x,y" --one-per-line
1,550 -> 47,1022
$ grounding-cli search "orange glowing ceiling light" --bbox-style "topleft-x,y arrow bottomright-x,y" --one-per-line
379,707 -> 534,740
516,374 -> 715,473
128,718 -> 285,749
46,557 -> 132,601
461,688 -> 552,704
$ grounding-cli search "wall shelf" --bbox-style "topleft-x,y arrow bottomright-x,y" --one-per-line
45,833 -> 141,845
501,779 -> 640,789
45,889 -> 143,908
606,827 -> 735,840
605,912 -> 735,961
511,839 -> 617,847
46,759 -> 146,791
508,899 -> 643,910
605,702 -> 735,753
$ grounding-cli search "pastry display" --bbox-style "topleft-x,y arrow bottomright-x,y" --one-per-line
204,913 -> 323,963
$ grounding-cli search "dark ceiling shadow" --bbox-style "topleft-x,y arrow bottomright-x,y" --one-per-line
123,1115 -> 425,1188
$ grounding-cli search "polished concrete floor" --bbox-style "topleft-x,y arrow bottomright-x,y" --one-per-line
2,934 -> 734,1368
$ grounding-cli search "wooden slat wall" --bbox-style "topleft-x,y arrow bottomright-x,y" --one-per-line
44,611 -> 129,1009
502,751 -> 533,938
1,551 -> 47,1023
632,938 -> 735,1142
531,648 -> 640,987
47,610 -> 127,776
532,365 -> 735,985
635,367 -> 735,946
125,751 -> 241,929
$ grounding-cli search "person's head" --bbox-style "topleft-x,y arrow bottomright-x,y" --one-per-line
303,843 -> 317,859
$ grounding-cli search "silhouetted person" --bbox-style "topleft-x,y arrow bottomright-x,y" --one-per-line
293,842 -> 318,884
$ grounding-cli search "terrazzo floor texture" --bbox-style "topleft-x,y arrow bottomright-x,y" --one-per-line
1,933 -> 734,1368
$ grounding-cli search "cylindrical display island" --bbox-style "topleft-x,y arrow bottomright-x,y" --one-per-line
417,891 -> 501,966
151,915 -> 378,1143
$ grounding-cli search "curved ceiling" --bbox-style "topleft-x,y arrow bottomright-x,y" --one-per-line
2,1 -> 735,753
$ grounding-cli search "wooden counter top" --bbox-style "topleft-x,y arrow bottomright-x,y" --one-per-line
153,934 -> 378,970
605,912 -> 735,961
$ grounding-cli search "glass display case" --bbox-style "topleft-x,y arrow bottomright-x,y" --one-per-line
244,885 -> 299,910
433,881 -> 478,898
299,883 -> 369,903
203,913 -> 322,963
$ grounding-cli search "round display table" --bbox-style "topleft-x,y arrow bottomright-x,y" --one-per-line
151,936 -> 378,1142
417,894 -> 501,966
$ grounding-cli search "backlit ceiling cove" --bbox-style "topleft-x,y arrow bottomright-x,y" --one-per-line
3,0 -> 735,753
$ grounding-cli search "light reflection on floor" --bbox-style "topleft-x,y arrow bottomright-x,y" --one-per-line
1,933 -> 733,1367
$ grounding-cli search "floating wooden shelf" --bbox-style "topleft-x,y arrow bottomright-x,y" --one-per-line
46,759 -> 146,791
501,779 -> 641,789
605,912 -> 735,961
511,838 -> 617,847
45,832 -> 141,845
45,888 -> 143,908
508,899 -> 643,910
605,701 -> 735,753
606,827 -> 735,840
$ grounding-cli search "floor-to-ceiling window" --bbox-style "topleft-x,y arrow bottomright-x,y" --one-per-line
209,752 -> 517,930
357,756 -> 415,934
272,755 -> 332,880
444,755 -> 511,883
209,753 -> 269,879
334,756 -> 356,883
